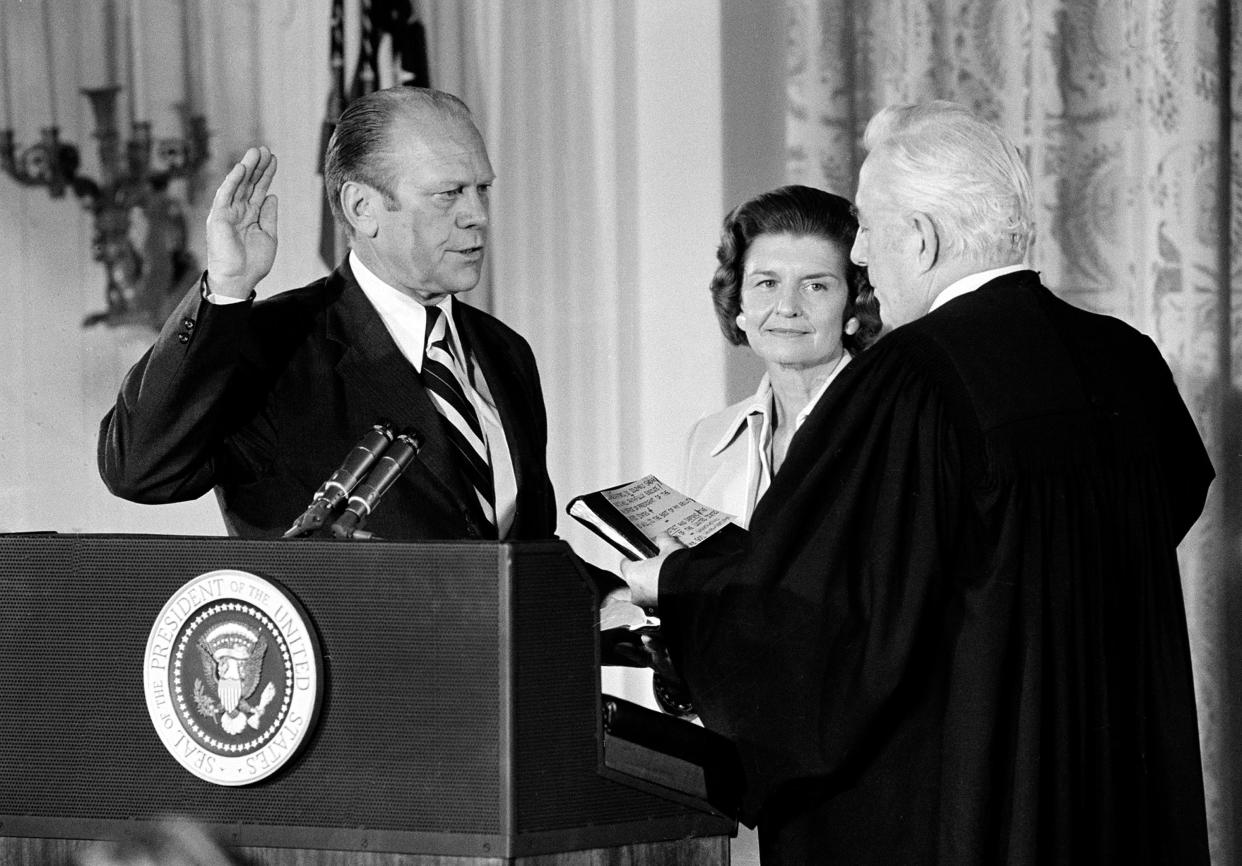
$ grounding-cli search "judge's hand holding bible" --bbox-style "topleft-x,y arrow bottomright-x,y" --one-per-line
619,535 -> 697,717
619,533 -> 685,609
204,145 -> 279,300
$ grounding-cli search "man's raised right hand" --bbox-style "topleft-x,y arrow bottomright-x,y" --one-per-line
204,146 -> 279,300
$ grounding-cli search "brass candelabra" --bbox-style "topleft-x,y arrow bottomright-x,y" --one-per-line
1,84 -> 210,329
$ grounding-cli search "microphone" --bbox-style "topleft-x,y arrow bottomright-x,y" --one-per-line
283,422 -> 395,538
331,430 -> 424,539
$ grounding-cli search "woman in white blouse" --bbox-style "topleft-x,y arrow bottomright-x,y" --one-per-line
683,186 -> 881,527
652,185 -> 880,866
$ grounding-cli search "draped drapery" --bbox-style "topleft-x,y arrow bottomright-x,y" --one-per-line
787,1 -> 1240,861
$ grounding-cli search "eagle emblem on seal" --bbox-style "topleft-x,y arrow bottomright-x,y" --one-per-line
194,621 -> 278,735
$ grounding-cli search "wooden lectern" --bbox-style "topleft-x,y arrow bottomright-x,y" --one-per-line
0,535 -> 735,865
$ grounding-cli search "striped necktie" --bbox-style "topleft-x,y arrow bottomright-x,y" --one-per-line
422,305 -> 496,533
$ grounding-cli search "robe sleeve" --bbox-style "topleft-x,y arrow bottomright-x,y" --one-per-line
658,344 -> 968,821
1138,335 -> 1214,542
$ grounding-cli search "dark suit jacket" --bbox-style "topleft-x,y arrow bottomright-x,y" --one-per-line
99,260 -> 557,541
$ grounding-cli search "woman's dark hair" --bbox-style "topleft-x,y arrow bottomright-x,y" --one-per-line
709,185 -> 881,354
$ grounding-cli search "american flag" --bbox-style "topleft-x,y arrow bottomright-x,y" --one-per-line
318,0 -> 430,269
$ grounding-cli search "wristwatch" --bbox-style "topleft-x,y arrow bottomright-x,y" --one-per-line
652,673 -> 696,719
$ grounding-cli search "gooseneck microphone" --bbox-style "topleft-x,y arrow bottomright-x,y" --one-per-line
283,423 -> 395,538
331,430 -> 424,539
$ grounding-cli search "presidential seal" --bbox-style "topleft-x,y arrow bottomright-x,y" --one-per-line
144,570 -> 321,786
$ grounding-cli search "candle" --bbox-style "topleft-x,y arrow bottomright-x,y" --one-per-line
197,0 -> 214,123
127,0 -> 146,122
42,0 -> 58,125
103,0 -> 119,87
180,0 -> 198,114
0,0 -> 12,130
180,0 -> 191,112
248,1 -> 262,142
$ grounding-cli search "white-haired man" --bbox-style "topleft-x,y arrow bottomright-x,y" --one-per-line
622,101 -> 1212,864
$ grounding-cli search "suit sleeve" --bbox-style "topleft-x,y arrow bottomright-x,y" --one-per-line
520,338 -> 561,538
98,282 -> 273,503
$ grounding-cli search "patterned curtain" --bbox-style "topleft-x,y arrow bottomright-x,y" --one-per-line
786,0 -> 1239,861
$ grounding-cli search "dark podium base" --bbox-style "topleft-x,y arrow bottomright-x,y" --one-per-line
0,535 -> 734,865
0,836 -> 729,865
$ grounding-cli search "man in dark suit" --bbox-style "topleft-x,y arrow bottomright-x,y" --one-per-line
621,101 -> 1213,864
99,87 -> 555,542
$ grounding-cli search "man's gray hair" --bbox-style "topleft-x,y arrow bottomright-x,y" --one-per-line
324,86 -> 476,236
862,101 -> 1035,264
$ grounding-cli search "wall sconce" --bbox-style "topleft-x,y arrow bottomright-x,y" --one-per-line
0,0 -> 210,330
0,127 -> 80,198
75,85 -> 210,329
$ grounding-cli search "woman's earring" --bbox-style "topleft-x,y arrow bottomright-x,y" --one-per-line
736,313 -> 747,328
844,316 -> 860,336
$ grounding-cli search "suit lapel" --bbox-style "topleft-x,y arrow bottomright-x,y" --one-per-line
455,301 -> 533,523
326,263 -> 480,520
456,304 -> 528,471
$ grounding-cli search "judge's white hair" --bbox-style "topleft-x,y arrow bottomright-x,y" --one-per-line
862,101 -> 1035,265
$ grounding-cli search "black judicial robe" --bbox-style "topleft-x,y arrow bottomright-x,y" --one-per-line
659,271 -> 1212,865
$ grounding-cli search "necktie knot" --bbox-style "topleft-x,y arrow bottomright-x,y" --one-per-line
424,303 -> 451,355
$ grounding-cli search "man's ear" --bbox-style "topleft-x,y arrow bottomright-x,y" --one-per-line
910,211 -> 940,273
340,181 -> 378,238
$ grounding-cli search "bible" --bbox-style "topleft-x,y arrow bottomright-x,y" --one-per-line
566,474 -> 736,561
575,475 -> 739,719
